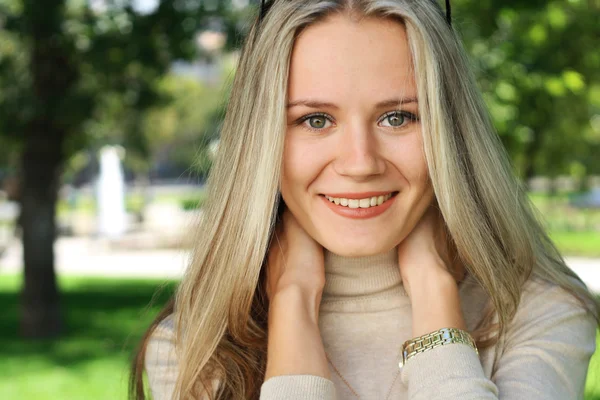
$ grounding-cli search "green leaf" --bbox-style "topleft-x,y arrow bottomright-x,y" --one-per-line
562,70 -> 586,93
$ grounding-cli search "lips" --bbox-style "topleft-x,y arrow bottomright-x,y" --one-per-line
321,191 -> 397,199
320,191 -> 398,219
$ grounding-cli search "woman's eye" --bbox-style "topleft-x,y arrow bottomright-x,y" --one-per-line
295,111 -> 417,132
300,114 -> 332,131
379,111 -> 418,128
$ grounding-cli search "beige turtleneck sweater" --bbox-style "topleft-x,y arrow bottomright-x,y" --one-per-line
145,248 -> 597,399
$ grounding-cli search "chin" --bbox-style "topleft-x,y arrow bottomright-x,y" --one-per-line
320,237 -> 397,258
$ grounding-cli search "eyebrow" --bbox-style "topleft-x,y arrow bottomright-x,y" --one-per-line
286,97 -> 418,110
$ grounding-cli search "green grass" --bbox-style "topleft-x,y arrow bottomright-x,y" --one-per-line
589,331 -> 600,400
0,275 -> 599,399
529,193 -> 600,257
0,275 -> 176,399
549,231 -> 600,258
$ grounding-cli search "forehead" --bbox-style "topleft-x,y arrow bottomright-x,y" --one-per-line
288,14 -> 416,101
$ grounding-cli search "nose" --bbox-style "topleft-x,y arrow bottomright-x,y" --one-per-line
332,122 -> 385,179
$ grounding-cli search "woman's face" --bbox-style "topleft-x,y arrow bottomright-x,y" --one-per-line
281,14 -> 434,257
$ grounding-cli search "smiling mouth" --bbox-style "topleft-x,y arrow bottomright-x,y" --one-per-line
321,191 -> 399,209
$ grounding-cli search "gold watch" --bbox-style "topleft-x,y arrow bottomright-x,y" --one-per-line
398,327 -> 478,368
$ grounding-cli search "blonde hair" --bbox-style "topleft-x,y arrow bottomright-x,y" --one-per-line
130,1 -> 600,399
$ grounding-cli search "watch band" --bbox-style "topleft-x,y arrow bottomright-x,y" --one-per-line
398,327 -> 478,368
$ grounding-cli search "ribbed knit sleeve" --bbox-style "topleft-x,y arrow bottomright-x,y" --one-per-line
400,279 -> 597,399
260,375 -> 337,399
401,343 -> 498,398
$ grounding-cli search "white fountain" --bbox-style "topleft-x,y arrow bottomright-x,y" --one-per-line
96,145 -> 127,238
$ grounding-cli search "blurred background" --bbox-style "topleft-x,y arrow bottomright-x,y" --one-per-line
0,0 -> 599,398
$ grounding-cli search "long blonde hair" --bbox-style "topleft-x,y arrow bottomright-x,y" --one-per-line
130,1 -> 600,399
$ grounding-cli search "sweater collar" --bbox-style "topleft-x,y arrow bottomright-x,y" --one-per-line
320,247 -> 409,312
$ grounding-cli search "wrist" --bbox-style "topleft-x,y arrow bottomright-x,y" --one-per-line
405,267 -> 457,297
269,284 -> 323,326
403,264 -> 456,298
399,327 -> 478,368
407,271 -> 466,337
266,285 -> 328,381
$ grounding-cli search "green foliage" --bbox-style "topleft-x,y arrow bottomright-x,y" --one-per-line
141,74 -> 226,177
180,192 -> 208,211
455,0 -> 600,178
0,0 -> 248,168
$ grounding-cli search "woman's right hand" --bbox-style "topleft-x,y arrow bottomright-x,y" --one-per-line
265,206 -> 326,305
263,206 -> 330,381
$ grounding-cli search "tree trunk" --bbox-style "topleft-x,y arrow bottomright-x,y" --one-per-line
19,134 -> 63,338
19,0 -> 75,338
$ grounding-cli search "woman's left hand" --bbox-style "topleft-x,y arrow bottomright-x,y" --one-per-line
397,205 -> 468,337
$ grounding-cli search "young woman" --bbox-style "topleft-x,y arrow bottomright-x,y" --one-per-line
130,1 -> 599,399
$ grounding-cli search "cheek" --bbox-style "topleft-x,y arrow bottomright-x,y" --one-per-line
387,135 -> 430,188
406,153 -> 430,188
281,136 -> 329,193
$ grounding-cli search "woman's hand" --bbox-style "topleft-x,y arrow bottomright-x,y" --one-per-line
397,205 -> 467,337
265,207 -> 326,306
264,206 -> 330,381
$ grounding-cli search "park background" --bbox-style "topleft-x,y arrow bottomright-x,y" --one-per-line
0,0 -> 599,398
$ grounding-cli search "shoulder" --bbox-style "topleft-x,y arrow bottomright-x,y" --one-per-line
506,274 -> 597,349
488,274 -> 598,398
518,274 -> 594,317
145,314 -> 179,400
146,313 -> 177,369
146,313 -> 177,359
144,314 -> 223,399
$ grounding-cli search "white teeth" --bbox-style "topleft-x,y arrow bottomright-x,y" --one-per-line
325,193 -> 394,209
